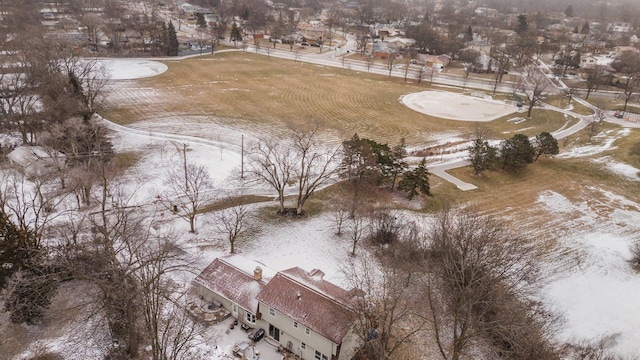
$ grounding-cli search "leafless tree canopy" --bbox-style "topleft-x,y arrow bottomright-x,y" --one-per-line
250,127 -> 339,216
423,208 -> 556,360
215,200 -> 249,253
164,161 -> 214,233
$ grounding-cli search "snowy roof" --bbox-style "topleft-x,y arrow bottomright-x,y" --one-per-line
256,267 -> 356,345
6,145 -> 64,169
193,255 -> 272,312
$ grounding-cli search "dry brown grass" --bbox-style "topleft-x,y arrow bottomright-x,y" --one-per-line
101,52 -> 573,145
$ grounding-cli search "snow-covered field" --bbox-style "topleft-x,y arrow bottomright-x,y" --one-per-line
538,188 -> 640,356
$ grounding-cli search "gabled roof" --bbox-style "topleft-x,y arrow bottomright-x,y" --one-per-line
193,255 -> 271,312
256,267 -> 356,345
6,146 -> 64,170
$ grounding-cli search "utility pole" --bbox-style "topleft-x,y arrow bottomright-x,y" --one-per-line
183,143 -> 189,191
241,134 -> 244,179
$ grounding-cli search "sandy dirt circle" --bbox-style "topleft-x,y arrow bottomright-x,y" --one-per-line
98,59 -> 168,80
402,90 -> 518,122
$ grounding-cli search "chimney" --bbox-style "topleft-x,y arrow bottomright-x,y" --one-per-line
253,266 -> 262,281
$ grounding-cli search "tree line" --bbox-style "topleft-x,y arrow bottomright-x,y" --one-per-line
468,131 -> 559,175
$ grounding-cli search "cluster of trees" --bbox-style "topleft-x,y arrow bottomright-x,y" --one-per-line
340,134 -> 431,200
345,208 -> 560,359
468,132 -> 559,175
0,154 -> 206,359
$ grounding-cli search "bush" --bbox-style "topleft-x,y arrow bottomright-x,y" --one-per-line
369,209 -> 401,245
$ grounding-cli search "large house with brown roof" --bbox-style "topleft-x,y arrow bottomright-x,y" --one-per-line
192,256 -> 359,360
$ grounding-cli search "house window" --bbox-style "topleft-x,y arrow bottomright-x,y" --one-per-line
246,311 -> 256,324
314,350 -> 327,360
305,327 -> 310,335
301,342 -> 306,350
269,307 -> 275,316
293,321 -> 298,328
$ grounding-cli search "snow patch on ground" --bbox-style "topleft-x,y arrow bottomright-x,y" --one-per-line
557,128 -> 629,159
537,190 -> 640,356
592,156 -> 640,181
99,59 -> 168,80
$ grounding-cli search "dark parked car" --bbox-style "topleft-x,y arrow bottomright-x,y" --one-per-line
311,43 -> 320,47
249,328 -> 265,342
300,42 -> 309,46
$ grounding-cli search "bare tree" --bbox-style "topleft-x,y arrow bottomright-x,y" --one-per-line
348,212 -> 368,256
563,86 -> 581,106
136,239 -> 204,360
423,208 -> 552,360
366,53 -> 375,72
329,187 -> 351,236
0,169 -> 69,241
215,201 -> 248,253
0,70 -> 40,144
517,71 -> 550,117
461,63 -> 472,90
57,172 -> 202,359
291,128 -> 340,215
41,117 -> 114,207
249,138 -> 294,214
583,65 -> 606,100
164,158 -> 214,233
250,128 -> 339,216
612,50 -> 640,112
424,66 -> 438,85
387,48 -> 398,77
344,255 -> 426,359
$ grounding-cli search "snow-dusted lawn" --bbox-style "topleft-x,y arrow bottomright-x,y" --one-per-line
537,189 -> 640,356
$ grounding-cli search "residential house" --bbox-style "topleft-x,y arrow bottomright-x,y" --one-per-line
608,22 -> 632,34
474,7 -> 500,18
193,256 -> 359,360
256,268 -> 358,360
579,55 -> 598,69
472,54 -> 499,73
192,256 -> 271,328
415,54 -> 451,69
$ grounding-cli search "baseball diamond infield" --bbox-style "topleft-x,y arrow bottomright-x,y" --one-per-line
402,90 -> 519,122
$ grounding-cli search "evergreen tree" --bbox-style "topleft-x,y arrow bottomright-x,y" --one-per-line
4,269 -> 58,324
196,13 -> 207,29
398,158 -> 431,200
499,134 -> 535,172
167,21 -> 179,56
468,138 -> 497,175
388,138 -> 408,190
230,22 -> 243,46
581,22 -> 590,35
466,25 -> 473,41
0,210 -> 37,290
534,132 -> 559,161
0,209 -> 58,324
564,4 -> 574,18
516,14 -> 528,34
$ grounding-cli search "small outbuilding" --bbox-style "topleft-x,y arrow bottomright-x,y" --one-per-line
6,145 -> 65,177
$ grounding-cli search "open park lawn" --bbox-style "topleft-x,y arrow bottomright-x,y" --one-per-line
101,51 -> 576,144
